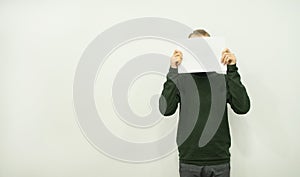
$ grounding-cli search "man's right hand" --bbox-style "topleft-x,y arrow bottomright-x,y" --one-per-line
170,49 -> 183,68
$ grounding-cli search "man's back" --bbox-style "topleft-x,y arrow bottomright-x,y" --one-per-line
159,64 -> 250,166
160,29 -> 250,177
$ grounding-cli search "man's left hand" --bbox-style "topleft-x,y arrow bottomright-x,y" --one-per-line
221,48 -> 236,65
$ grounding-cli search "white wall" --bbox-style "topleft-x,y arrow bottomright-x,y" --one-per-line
1,0 -> 299,177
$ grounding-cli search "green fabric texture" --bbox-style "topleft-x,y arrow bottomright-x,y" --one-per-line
159,64 -> 250,165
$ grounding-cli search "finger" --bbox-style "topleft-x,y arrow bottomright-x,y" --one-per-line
177,58 -> 183,65
221,54 -> 225,64
174,57 -> 182,64
226,56 -> 233,65
222,48 -> 230,55
225,55 -> 230,65
174,54 -> 182,59
173,50 -> 181,55
173,57 -> 178,63
225,55 -> 232,64
222,52 -> 230,62
175,53 -> 183,59
174,49 -> 183,55
220,57 -> 223,64
221,53 -> 228,64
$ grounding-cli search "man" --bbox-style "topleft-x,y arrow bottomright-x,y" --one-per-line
159,29 -> 250,177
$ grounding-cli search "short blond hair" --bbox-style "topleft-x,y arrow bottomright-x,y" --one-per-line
188,29 -> 210,38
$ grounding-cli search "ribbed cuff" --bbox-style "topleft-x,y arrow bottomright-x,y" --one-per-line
169,66 -> 178,73
227,64 -> 238,72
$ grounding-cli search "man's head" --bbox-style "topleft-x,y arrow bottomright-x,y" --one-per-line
188,29 -> 210,38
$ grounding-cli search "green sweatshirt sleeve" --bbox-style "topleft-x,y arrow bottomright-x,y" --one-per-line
159,66 -> 181,116
225,64 -> 250,114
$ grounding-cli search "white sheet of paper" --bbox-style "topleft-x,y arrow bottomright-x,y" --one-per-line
176,37 -> 226,74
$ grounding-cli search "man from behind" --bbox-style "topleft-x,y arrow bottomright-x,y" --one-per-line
159,29 -> 250,177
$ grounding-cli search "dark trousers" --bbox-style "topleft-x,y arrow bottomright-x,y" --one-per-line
179,162 -> 230,177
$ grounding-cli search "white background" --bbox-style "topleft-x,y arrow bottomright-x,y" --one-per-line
1,0 -> 299,177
